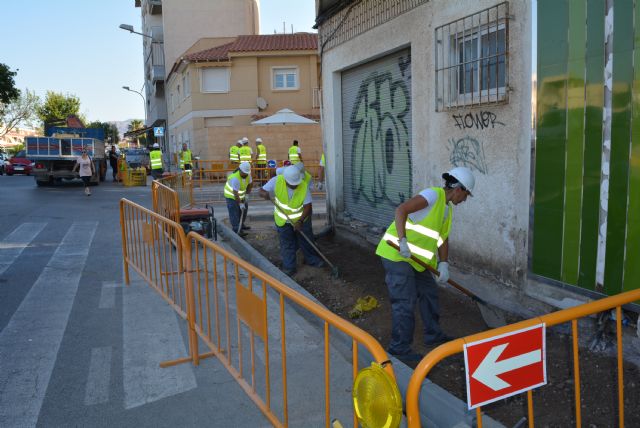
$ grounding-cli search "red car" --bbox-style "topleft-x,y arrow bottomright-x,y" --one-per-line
6,151 -> 34,175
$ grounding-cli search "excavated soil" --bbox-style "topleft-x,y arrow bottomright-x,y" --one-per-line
243,219 -> 640,427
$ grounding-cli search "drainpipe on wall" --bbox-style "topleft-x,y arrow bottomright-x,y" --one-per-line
595,0 -> 614,292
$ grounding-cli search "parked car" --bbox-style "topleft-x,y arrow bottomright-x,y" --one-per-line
6,151 -> 34,175
123,148 -> 150,175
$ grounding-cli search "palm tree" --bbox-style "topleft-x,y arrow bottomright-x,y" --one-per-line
127,119 -> 145,147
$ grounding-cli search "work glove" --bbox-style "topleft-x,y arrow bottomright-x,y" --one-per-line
437,261 -> 450,283
398,237 -> 411,258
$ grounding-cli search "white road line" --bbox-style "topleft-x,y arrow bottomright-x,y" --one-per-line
99,284 -> 116,309
84,347 -> 112,405
0,221 -> 97,427
123,278 -> 197,409
0,222 -> 46,275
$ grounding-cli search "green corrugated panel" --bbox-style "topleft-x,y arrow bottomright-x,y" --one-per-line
578,0 -> 604,290
622,2 -> 640,293
533,0 -> 569,280
605,0 -> 634,295
562,0 -> 587,285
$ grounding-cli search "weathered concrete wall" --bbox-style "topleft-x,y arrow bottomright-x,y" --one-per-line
320,0 -> 532,286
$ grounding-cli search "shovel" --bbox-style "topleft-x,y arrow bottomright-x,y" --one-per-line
386,240 -> 507,328
273,202 -> 340,278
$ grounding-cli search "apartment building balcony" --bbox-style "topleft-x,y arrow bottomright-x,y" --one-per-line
147,0 -> 162,15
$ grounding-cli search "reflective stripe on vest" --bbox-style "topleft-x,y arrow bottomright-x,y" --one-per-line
288,146 -> 299,163
150,150 -> 162,169
257,144 -> 267,162
229,146 -> 239,161
239,146 -> 252,162
273,172 -> 310,227
375,187 -> 452,271
224,170 -> 249,201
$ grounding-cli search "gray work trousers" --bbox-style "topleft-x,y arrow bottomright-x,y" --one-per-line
381,257 -> 444,355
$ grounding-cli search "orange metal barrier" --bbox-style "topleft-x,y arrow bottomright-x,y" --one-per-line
156,172 -> 192,208
151,180 -> 181,224
120,197 -> 393,427
119,198 -> 199,366
405,289 -> 640,427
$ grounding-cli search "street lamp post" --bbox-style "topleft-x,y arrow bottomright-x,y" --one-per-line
122,86 -> 146,124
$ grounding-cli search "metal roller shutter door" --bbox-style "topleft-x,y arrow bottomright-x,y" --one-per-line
341,49 -> 412,227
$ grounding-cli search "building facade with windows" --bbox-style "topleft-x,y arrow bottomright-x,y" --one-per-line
316,1 -> 532,289
165,33 -> 322,162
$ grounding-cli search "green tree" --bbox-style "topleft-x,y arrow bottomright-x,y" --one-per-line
128,119 -> 144,132
0,63 -> 20,106
87,121 -> 120,145
0,89 -> 41,140
36,91 -> 81,128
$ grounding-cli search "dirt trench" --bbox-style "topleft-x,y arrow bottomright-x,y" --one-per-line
243,219 -> 640,427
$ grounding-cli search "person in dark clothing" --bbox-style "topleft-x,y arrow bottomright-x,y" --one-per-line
108,146 -> 119,181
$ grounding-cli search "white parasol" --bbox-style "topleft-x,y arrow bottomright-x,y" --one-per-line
251,108 -> 318,125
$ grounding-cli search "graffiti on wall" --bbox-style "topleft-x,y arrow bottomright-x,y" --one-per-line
448,135 -> 488,174
349,56 -> 412,207
452,111 -> 505,130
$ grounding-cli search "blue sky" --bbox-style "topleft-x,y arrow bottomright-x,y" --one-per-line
0,0 -> 317,124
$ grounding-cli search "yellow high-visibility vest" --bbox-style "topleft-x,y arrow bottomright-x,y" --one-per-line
224,170 -> 250,201
375,187 -> 452,271
229,146 -> 239,162
180,149 -> 192,169
239,146 -> 252,163
150,149 -> 162,169
273,172 -> 311,227
256,144 -> 267,164
288,146 -> 300,164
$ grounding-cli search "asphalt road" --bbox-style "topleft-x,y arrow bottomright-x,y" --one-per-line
0,175 -> 269,427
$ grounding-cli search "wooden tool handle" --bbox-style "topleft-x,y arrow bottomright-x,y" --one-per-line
385,240 -> 484,303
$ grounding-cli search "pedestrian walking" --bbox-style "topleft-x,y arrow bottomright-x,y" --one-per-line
375,166 -> 476,362
224,161 -> 253,236
149,143 -> 164,179
72,147 -> 96,196
108,145 -> 119,182
288,140 -> 303,164
258,163 -> 324,276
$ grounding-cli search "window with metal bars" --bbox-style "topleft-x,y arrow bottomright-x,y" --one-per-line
435,2 -> 509,111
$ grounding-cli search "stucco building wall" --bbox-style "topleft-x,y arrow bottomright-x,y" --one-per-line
320,0 -> 532,285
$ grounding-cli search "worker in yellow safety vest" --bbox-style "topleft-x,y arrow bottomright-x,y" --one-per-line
288,140 -> 302,164
238,137 -> 253,163
375,166 -> 475,362
229,140 -> 241,165
179,143 -> 192,175
255,137 -> 267,183
224,161 -> 253,236
149,143 -> 164,179
316,152 -> 325,190
258,163 -> 324,276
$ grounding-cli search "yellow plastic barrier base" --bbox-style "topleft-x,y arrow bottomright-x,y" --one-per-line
123,169 -> 147,186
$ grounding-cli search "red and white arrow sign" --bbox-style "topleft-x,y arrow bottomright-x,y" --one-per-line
464,324 -> 546,409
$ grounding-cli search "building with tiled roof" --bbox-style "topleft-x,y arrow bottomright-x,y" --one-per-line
165,33 -> 322,162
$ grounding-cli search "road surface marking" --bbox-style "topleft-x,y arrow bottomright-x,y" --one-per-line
99,282 -> 118,309
0,222 -> 46,275
0,221 -> 97,427
123,278 -> 197,409
84,347 -> 112,405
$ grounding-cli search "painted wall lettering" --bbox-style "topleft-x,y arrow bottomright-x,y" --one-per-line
449,136 -> 488,174
452,111 -> 505,130
350,68 -> 412,207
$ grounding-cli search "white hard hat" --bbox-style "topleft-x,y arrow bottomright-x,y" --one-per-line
152,143 -> 159,148
283,165 -> 302,185
242,137 -> 249,143
275,167 -> 284,176
239,162 -> 251,174
237,140 -> 243,145
255,137 -> 262,143
443,166 -> 475,196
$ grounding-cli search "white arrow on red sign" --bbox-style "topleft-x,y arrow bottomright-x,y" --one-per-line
471,343 -> 542,391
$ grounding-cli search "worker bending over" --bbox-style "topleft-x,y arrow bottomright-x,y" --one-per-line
259,163 -> 324,276
375,167 -> 475,362
224,161 -> 253,236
